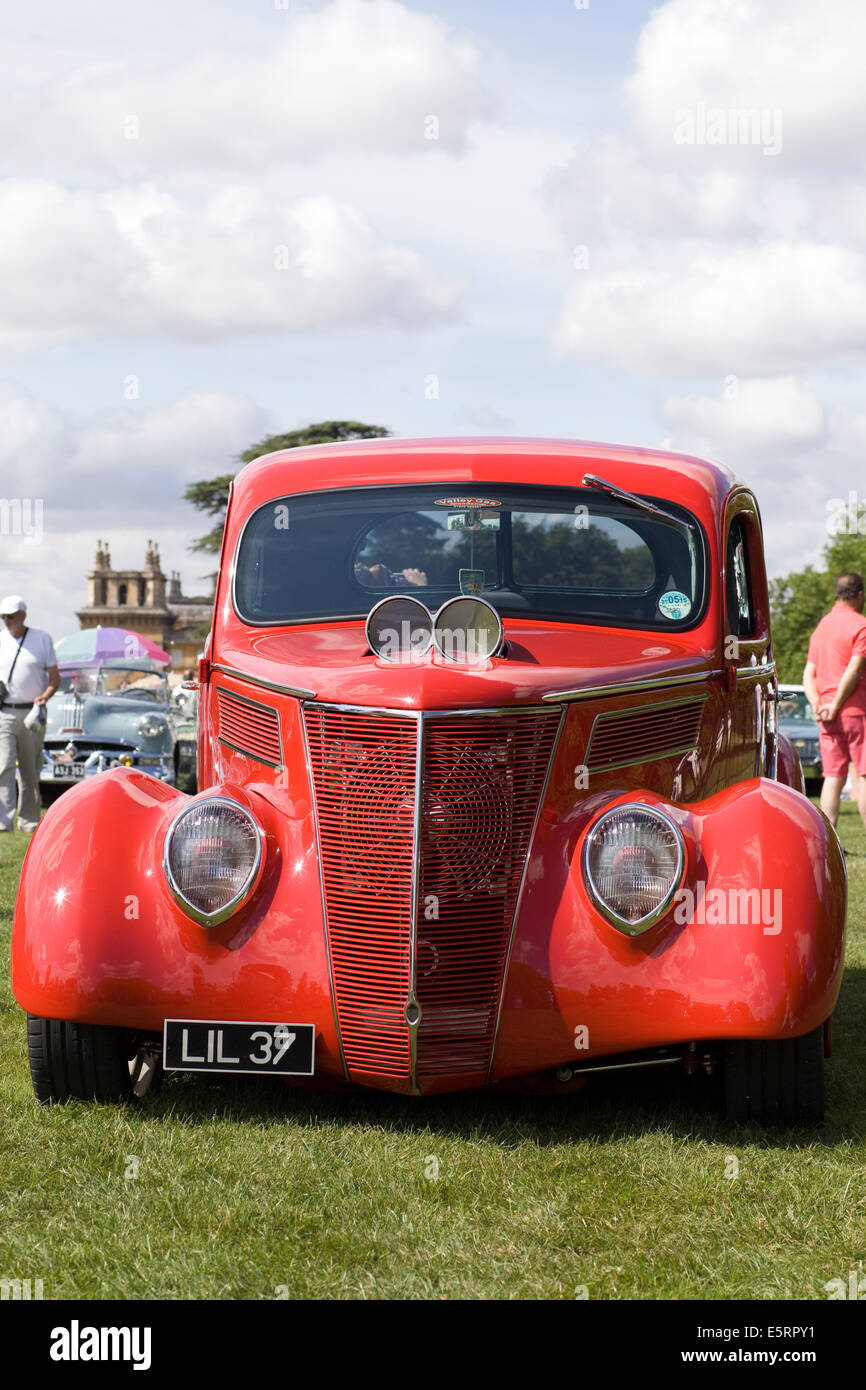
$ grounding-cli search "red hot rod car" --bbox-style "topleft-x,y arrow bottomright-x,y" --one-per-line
12,438 -> 846,1124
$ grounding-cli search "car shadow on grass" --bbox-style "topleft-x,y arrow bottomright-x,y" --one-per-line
132,962 -> 866,1155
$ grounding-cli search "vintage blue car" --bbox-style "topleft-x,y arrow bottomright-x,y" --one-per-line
40,659 -> 179,790
777,684 -> 822,792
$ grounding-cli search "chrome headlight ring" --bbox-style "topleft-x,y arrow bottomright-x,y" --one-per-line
163,796 -> 265,927
581,803 -> 686,937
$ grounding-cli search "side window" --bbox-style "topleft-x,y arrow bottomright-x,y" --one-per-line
726,517 -> 754,638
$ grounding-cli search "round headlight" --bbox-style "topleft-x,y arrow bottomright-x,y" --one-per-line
366,595 -> 433,663
432,596 -> 503,663
138,715 -> 166,739
164,798 -> 264,926
582,804 -> 684,935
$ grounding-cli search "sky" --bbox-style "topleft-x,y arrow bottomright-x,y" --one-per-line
2,0 -> 865,639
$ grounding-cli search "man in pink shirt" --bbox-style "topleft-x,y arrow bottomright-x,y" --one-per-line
803,571 -> 866,829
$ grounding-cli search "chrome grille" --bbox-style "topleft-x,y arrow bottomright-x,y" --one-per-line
303,705 -> 560,1086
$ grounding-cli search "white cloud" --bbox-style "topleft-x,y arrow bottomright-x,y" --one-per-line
0,181 -> 459,352
0,0 -> 490,174
627,0 -> 866,170
660,376 -> 827,462
0,385 -> 270,638
655,374 -> 866,577
555,241 -> 866,376
548,1 -> 866,377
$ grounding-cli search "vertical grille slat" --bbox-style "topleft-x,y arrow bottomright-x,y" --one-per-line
304,705 -> 559,1085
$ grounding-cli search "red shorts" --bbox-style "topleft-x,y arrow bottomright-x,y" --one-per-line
819,712 -> 866,778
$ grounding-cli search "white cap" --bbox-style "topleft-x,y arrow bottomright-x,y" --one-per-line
0,595 -> 26,615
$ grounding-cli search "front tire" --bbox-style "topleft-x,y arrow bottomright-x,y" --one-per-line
724,1025 -> 824,1126
27,1015 -> 135,1105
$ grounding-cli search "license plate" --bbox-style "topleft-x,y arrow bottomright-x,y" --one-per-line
163,1019 -> 315,1076
53,763 -> 85,779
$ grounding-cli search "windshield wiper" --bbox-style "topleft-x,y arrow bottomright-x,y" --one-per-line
581,473 -> 691,532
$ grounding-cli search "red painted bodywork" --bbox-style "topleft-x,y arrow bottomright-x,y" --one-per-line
12,438 -> 847,1095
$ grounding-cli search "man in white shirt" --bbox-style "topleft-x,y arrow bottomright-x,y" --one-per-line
0,595 -> 60,833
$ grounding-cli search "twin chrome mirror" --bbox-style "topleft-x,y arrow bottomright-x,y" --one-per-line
365,595 -> 504,665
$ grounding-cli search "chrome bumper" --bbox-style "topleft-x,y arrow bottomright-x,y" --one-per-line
41,750 -> 175,784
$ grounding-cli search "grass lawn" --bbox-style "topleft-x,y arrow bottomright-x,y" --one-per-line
2,802 -> 865,1301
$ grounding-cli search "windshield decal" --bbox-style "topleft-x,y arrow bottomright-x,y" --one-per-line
459,568 -> 485,596
434,497 -> 500,507
657,590 -> 692,621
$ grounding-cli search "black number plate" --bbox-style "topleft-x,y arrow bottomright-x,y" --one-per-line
163,1020 -> 315,1076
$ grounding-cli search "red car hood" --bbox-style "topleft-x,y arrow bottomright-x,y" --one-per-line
215,620 -> 718,709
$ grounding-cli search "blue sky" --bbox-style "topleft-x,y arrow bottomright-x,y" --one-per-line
2,0 -> 865,634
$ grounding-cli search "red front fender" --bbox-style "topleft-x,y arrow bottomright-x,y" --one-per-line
11,768 -> 344,1079
491,778 -> 847,1078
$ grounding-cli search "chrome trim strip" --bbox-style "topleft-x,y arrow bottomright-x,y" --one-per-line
217,737 -> 282,770
581,803 -> 687,937
587,745 -> 704,776
407,715 -> 427,1095
584,693 -> 707,772
213,663 -> 316,700
162,795 -> 266,928
736,661 -> 776,682
486,703 -> 567,1084
570,1054 -> 683,1076
303,700 -> 555,718
542,669 -> 724,703
299,707 -> 350,1082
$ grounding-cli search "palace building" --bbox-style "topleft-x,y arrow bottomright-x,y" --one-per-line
76,540 -> 212,669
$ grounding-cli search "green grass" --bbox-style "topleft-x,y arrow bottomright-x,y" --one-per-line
2,806 -> 866,1300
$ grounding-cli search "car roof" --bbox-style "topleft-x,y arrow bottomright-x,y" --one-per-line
231,436 -> 743,530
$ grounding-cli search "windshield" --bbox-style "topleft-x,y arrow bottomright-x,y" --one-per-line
234,483 -> 705,629
777,691 -> 816,723
59,667 -> 168,701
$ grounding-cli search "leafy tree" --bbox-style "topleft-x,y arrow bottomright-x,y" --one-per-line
510,519 -> 654,589
240,420 -> 389,465
184,420 -> 391,568
769,510 -> 866,681
769,566 -> 833,682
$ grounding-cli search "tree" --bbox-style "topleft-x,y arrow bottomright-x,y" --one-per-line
240,420 -> 389,465
769,509 -> 866,681
184,420 -> 391,564
769,566 -> 833,682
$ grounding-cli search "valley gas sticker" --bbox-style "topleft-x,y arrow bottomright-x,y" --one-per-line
657,590 -> 692,620
434,497 -> 500,507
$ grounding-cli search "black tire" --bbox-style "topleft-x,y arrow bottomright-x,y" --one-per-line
27,1015 -> 135,1105
724,1025 -> 824,1126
